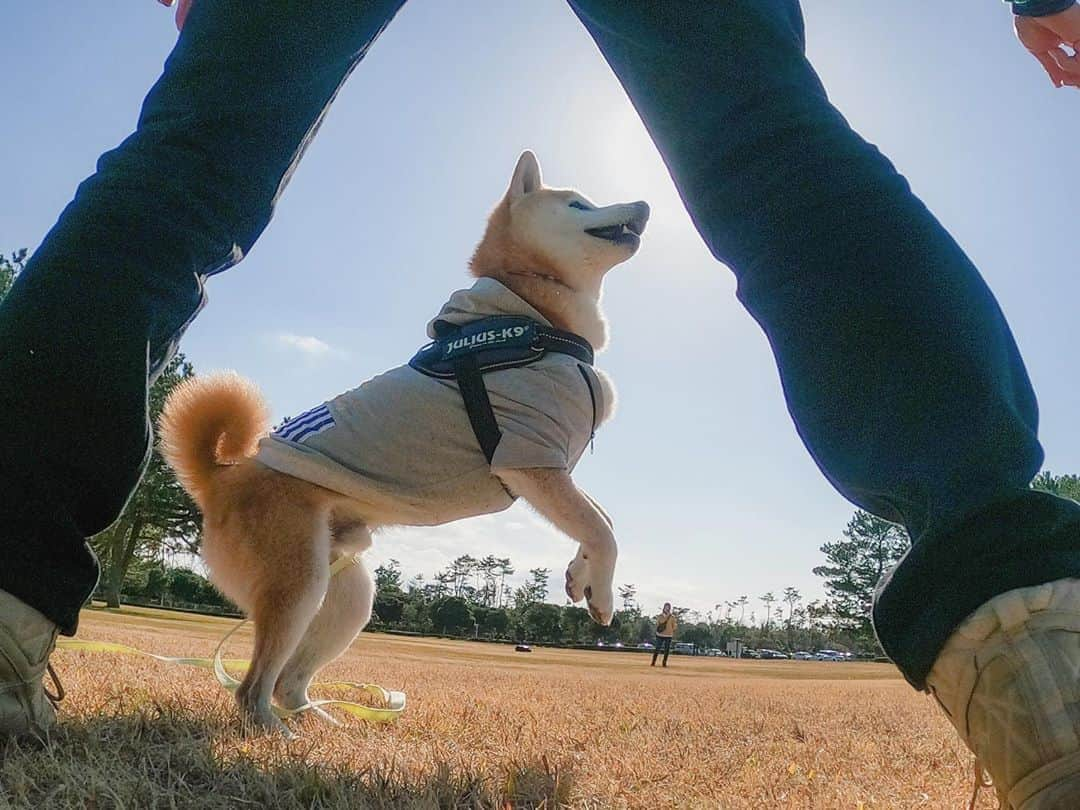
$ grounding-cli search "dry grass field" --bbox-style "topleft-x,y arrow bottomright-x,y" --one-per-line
0,604 -> 994,809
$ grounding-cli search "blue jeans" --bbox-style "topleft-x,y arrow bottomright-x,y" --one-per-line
652,636 -> 672,666
3,0 -> 1078,689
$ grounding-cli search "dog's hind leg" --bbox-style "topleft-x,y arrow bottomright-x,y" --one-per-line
273,550 -> 374,717
234,509 -> 331,737
327,513 -> 373,556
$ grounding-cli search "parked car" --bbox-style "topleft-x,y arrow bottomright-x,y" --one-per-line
742,649 -> 761,659
758,649 -> 789,660
638,642 -> 654,650
673,642 -> 695,655
792,651 -> 814,660
814,649 -> 845,661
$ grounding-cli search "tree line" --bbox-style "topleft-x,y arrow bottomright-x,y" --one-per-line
810,472 -> 1080,652
371,556 -> 870,653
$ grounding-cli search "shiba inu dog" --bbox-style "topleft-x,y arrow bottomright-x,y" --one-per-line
159,151 -> 649,733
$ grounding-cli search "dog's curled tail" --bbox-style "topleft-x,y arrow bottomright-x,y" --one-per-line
158,371 -> 270,506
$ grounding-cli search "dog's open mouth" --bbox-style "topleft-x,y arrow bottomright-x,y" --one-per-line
585,214 -> 646,249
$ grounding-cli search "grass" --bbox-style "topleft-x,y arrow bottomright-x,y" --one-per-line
0,605 -> 993,809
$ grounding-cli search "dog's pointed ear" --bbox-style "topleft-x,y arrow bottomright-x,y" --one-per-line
508,151 -> 543,200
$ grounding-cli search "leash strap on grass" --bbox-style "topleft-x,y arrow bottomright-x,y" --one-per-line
56,554 -> 405,725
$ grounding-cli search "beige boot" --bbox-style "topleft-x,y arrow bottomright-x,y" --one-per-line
926,578 -> 1080,809
0,589 -> 61,737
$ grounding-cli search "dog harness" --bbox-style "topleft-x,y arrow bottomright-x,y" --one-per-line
255,279 -> 609,524
409,315 -> 598,464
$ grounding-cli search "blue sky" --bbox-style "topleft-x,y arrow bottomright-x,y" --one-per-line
3,2 -> 1077,622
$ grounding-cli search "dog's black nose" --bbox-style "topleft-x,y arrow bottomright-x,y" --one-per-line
627,201 -> 650,235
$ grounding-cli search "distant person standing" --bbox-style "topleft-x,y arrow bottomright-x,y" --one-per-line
652,603 -> 677,668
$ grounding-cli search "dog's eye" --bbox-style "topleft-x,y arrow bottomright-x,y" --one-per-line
568,201 -> 591,211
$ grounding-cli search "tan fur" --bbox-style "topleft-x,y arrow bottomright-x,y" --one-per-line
159,374 -> 372,735
158,372 -> 270,508
159,151 -> 647,734
471,192 -> 611,350
469,197 -> 558,282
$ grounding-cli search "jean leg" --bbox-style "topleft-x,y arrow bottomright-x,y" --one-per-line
567,0 -> 1080,687
0,0 -> 406,633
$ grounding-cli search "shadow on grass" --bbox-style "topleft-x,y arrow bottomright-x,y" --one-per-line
0,702 -> 574,809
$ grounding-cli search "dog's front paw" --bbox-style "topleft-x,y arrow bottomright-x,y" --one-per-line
585,581 -> 614,626
565,549 -> 588,602
565,547 -> 614,626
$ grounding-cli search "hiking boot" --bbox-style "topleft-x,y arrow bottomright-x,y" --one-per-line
926,578 -> 1080,809
0,589 -> 60,737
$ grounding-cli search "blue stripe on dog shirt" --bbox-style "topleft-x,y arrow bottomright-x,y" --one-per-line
286,413 -> 336,443
279,404 -> 324,430
276,404 -> 331,441
277,409 -> 326,440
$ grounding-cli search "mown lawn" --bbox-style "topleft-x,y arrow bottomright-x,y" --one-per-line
0,605 -> 990,808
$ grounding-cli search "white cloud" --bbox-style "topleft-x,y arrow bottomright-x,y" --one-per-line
276,332 -> 334,357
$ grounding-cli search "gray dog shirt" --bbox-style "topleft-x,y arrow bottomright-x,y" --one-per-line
255,278 -> 610,525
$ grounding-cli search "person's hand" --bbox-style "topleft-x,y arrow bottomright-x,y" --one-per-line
1015,4 -> 1080,88
157,0 -> 194,32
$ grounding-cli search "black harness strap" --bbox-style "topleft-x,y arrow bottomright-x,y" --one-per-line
452,351 -> 503,464
410,316 -> 595,465
577,364 -> 599,455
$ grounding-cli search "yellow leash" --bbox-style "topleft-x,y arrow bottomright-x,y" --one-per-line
57,554 -> 406,725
